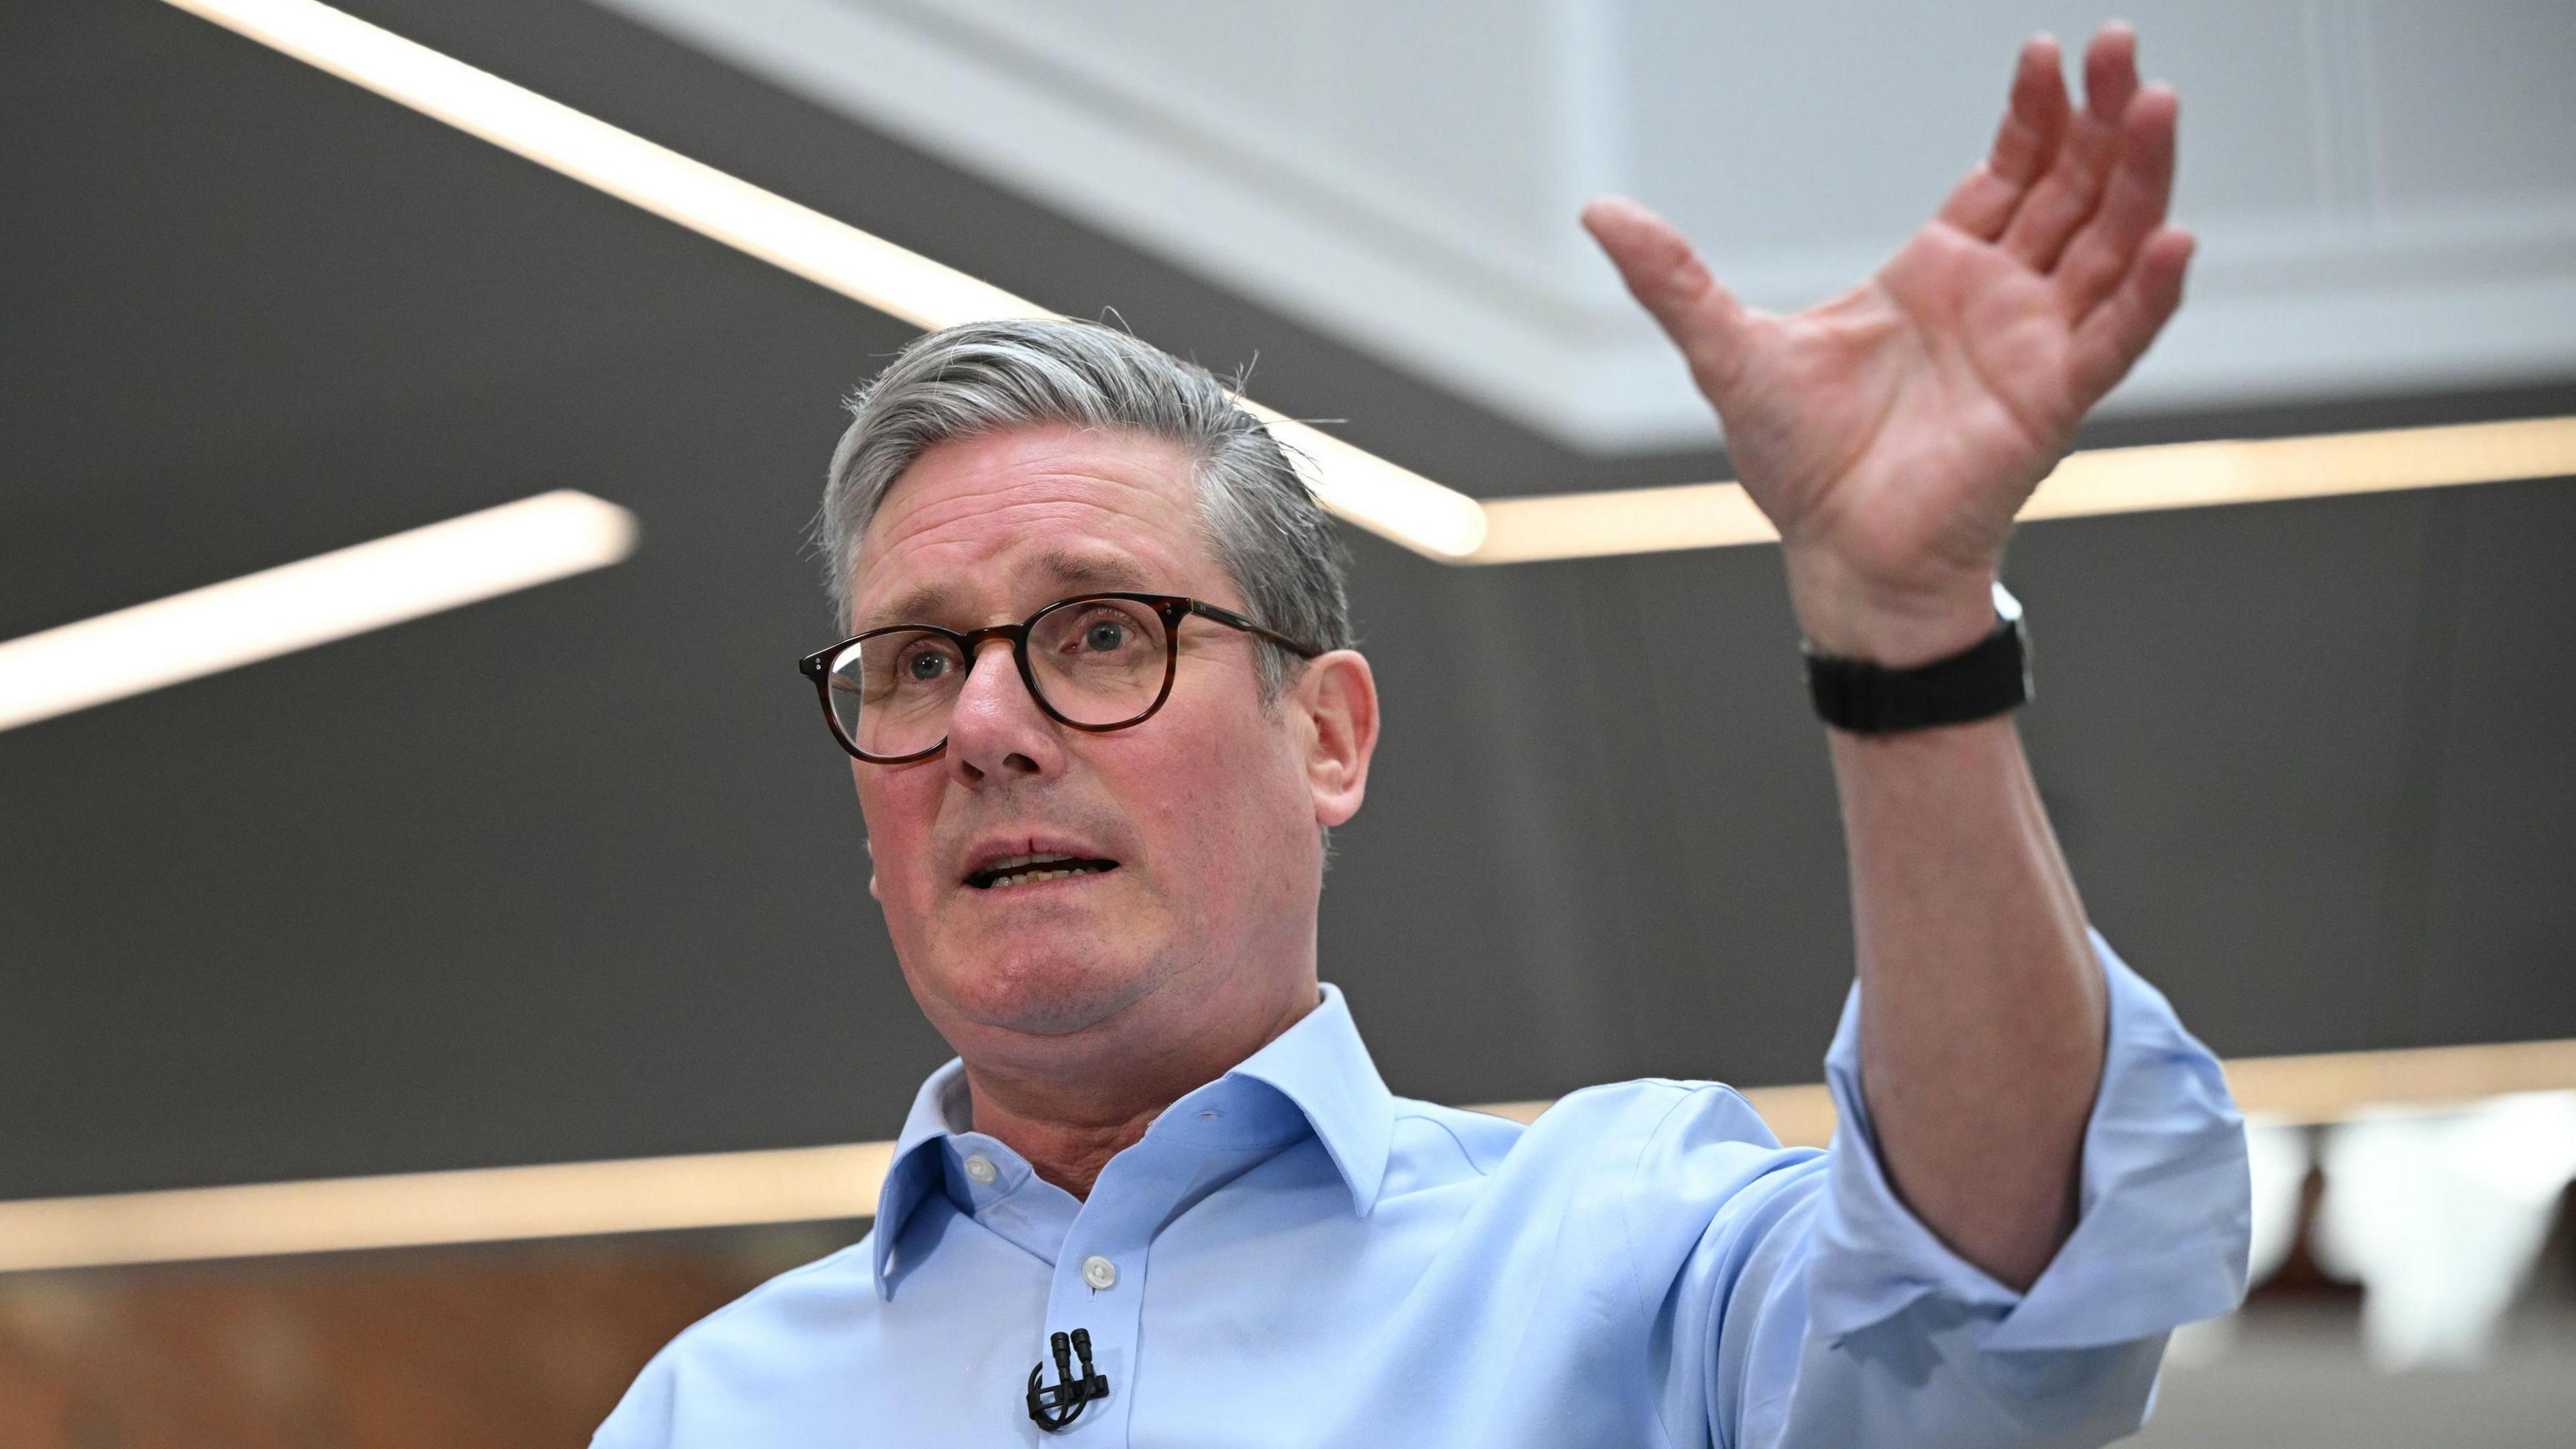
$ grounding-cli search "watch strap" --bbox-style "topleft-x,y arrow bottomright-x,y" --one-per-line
1803,589 -> 2031,735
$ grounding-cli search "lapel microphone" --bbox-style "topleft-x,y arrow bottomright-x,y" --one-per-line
1025,1328 -> 1110,1432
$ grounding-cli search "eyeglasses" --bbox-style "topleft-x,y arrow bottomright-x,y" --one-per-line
798,592 -> 1322,764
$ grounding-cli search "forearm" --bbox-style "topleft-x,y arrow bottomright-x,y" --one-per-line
1587,10 -> 2194,1309
1827,708 -> 2104,1290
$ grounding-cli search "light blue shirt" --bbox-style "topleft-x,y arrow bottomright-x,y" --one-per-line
596,934 -> 2247,1447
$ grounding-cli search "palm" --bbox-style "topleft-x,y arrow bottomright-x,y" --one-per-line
1589,26 -> 2190,594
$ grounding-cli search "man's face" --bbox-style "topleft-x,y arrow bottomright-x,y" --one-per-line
846,423 -> 1368,1054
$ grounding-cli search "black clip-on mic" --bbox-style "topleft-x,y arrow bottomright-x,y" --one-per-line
1026,1328 -> 1111,1432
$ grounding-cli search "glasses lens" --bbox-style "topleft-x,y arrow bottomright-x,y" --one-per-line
829,629 -> 965,759
1028,597 -> 1169,727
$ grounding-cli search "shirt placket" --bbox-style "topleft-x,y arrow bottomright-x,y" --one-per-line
1028,1132 -> 1212,1444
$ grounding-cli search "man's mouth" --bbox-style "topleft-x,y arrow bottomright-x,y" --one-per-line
965,852 -> 1121,891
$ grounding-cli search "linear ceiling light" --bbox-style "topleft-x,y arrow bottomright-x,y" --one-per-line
1468,415 -> 2576,564
3,1036 -> 2569,1273
159,0 -> 1488,559
162,0 -> 2574,567
0,1141 -> 895,1277
0,491 -> 637,734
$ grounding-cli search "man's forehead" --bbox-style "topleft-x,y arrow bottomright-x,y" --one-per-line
847,424 -> 1221,628
862,546 -> 1164,627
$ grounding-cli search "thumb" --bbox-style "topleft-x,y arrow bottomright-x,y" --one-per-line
1582,196 -> 1752,395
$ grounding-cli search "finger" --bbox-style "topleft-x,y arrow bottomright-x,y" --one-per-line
2069,226 -> 2192,405
2055,85 -> 2178,321
2080,21 -> 2143,131
1937,34 -> 2070,241
1581,195 -> 1754,394
1999,21 -> 2139,272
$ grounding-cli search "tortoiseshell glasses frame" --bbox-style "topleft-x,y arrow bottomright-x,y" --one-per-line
797,592 -> 1321,765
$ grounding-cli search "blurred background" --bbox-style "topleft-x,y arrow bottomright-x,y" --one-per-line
4,0 -> 2573,1444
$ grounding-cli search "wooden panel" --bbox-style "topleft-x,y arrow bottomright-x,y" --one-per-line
0,1233 -> 835,1449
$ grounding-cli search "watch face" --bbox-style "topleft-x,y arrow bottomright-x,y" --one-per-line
1990,578 -> 2024,623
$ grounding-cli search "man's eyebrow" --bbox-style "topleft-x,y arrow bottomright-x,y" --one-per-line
1035,550 -> 1154,592
860,581 -> 959,631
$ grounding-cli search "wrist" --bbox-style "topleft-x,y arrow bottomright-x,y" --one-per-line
1784,547 -> 2000,667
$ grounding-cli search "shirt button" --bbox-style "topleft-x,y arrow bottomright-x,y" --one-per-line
1081,1255 -> 1118,1291
963,1155 -> 998,1185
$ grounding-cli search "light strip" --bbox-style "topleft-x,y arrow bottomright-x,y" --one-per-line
2220,1036 -> 2576,1128
158,0 -> 1486,560
1244,400 -> 1489,561
3,1036 -> 2567,1273
1472,480 -> 1775,564
165,0 -> 1044,333
0,491 -> 638,734
0,1142 -> 894,1276
1481,1036 -> 2576,1146
1468,415 -> 2576,564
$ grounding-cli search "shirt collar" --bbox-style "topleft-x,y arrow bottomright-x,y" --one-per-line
1216,983 -> 1395,1217
871,1057 -> 972,1297
870,983 -> 1394,1299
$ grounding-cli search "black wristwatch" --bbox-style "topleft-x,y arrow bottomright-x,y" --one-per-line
1803,582 -> 2031,734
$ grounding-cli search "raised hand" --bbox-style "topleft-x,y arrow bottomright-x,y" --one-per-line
1584,24 -> 2189,664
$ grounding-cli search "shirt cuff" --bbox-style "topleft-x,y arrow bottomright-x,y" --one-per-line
1804,929 -> 2251,1352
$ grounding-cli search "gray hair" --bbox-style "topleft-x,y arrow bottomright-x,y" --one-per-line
815,318 -> 1352,699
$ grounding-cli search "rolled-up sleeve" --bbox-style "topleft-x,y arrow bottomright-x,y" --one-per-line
1649,932 -> 2250,1448
1809,928 -> 2251,1349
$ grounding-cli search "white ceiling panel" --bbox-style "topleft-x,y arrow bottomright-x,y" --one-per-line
594,0 -> 2576,453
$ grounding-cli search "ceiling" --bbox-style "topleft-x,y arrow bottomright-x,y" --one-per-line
3,0 -> 2573,1203
597,0 -> 2576,450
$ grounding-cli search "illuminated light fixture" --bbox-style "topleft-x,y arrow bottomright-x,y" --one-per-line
158,0 -> 1487,559
4,1036 -> 2569,1273
1244,400 -> 1488,558
1468,415 -> 2576,564
165,0 -> 1045,334
0,491 -> 637,734
2020,415 -> 2576,526
0,1142 -> 894,1275
1472,480 -> 1775,565
160,1 -> 2575,566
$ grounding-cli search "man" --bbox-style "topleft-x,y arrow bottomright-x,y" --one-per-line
598,23 -> 2247,1446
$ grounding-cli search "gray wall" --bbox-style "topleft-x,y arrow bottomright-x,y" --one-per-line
3,0 -> 2571,1201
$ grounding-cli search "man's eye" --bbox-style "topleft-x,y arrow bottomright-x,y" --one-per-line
1082,621 -> 1128,652
906,652 -> 949,681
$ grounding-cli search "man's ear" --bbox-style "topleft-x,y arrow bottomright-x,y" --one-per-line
1296,649 -> 1379,828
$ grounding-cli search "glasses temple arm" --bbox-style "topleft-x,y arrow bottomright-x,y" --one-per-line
1186,600 -> 1324,658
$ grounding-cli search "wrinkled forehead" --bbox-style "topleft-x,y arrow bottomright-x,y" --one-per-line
847,425 -> 1223,631
861,547 -> 1163,632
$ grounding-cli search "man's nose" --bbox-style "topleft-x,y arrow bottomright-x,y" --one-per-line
945,637 -> 1058,785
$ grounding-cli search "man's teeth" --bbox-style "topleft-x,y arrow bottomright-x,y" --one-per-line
979,852 -> 1107,889
987,865 -> 1102,888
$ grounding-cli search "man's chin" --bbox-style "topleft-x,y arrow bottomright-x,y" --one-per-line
933,947 -> 1159,1040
